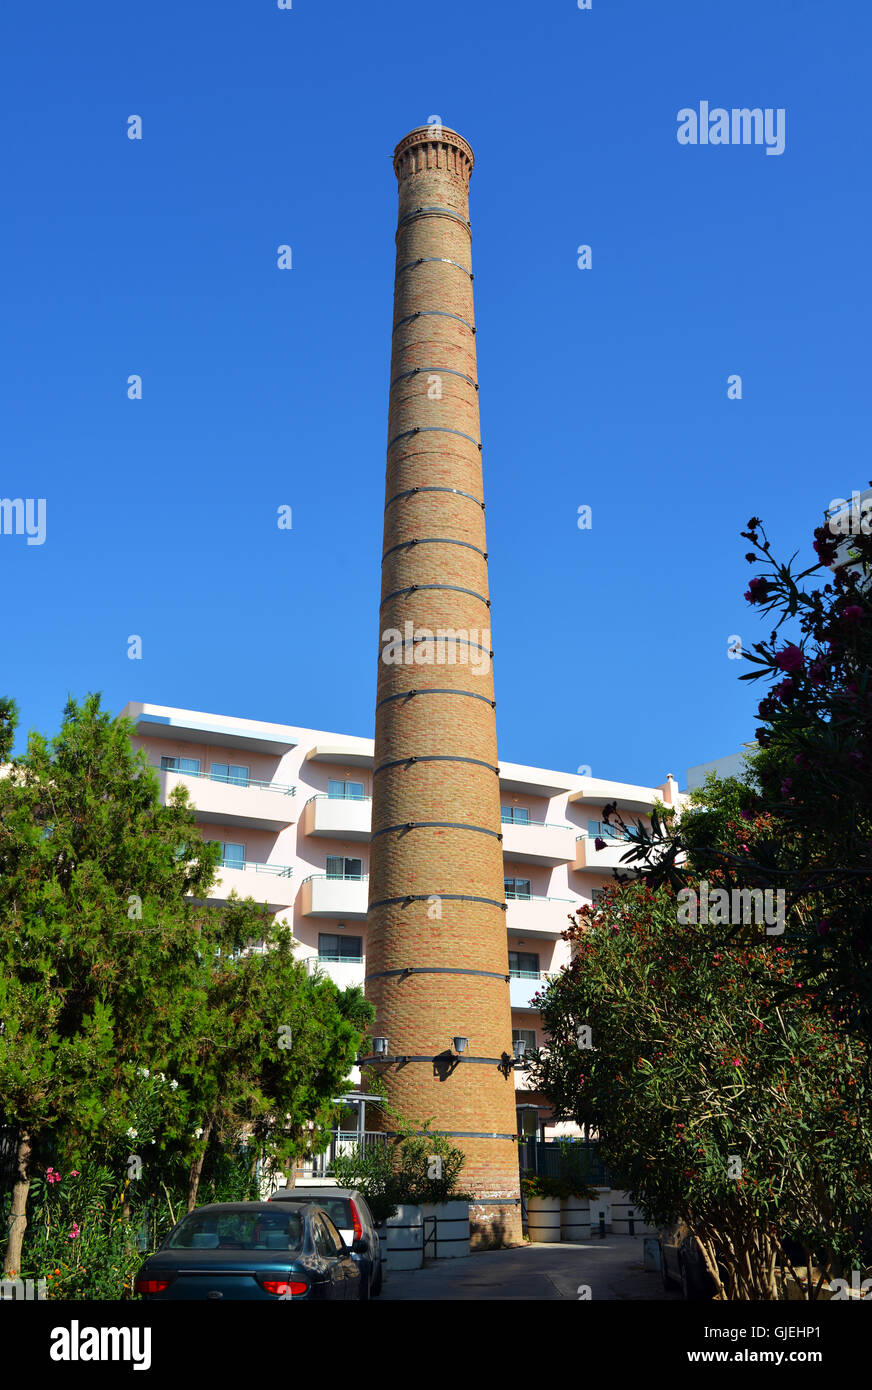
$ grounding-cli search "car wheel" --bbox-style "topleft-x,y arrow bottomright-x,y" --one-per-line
371,1264 -> 383,1298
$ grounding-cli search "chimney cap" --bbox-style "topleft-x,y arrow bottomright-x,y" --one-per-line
394,125 -> 474,170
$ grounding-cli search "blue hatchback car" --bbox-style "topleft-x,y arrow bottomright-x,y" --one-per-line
135,1202 -> 363,1301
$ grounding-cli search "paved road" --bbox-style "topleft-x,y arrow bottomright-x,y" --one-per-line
381,1234 -> 680,1301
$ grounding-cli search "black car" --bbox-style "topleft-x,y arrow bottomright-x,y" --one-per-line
135,1202 -> 363,1300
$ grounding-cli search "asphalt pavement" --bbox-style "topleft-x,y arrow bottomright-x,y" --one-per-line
380,1233 -> 680,1301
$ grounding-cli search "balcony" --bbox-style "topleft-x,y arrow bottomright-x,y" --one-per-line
509,970 -> 554,1011
299,874 -> 369,920
301,794 -> 372,842
208,859 -> 295,909
574,833 -> 638,873
155,765 -> 297,831
305,955 -> 366,990
505,894 -> 577,939
514,1052 -> 545,1092
500,819 -> 577,866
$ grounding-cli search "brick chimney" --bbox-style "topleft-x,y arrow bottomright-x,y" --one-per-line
363,125 -> 521,1247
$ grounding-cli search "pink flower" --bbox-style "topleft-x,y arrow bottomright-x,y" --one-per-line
70,1170 -> 80,1178
745,577 -> 770,604
68,1223 -> 80,1240
774,644 -> 804,673
45,1167 -> 61,1185
732,1059 -> 741,1066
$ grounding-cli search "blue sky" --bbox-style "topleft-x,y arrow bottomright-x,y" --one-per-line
2,0 -> 869,787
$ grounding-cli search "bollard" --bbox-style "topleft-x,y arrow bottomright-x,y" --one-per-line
599,1213 -> 606,1240
628,1211 -> 635,1237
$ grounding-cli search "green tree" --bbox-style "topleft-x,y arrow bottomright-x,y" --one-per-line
527,878 -> 872,1299
0,695 -> 369,1271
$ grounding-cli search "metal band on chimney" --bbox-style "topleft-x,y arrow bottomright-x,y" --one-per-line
396,257 -> 473,280
367,897 -> 506,914
393,310 -> 475,335
385,485 -> 485,511
390,366 -> 478,390
381,537 -> 488,562
374,755 -> 499,775
388,427 -> 481,451
371,821 -> 503,840
380,584 -> 490,609
376,688 -> 496,709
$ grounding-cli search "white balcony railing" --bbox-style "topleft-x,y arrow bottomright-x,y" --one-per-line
155,764 -> 297,831
574,833 -> 637,872
209,859 -> 295,908
500,819 -> 578,866
304,956 -> 366,989
505,894 -> 577,938
301,795 -> 372,842
299,873 -> 369,920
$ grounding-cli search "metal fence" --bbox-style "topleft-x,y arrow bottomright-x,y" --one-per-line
518,1139 -> 610,1187
308,1130 -> 389,1178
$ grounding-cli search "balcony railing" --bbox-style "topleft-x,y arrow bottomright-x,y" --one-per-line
505,893 -> 575,905
306,792 -> 371,804
502,817 -> 575,832
218,858 -> 294,877
509,969 -> 550,981
155,764 -> 296,796
315,955 -> 364,965
299,873 -> 368,885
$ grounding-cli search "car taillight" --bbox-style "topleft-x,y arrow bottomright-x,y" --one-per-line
135,1277 -> 171,1295
349,1200 -> 363,1242
260,1279 -> 308,1297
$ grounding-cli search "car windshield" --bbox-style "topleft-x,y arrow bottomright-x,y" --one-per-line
281,1196 -> 352,1228
167,1209 -> 303,1251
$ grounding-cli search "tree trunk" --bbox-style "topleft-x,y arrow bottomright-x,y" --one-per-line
186,1118 -> 214,1212
3,1129 -> 32,1276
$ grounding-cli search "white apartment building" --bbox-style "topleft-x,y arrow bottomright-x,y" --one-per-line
123,701 -> 683,1139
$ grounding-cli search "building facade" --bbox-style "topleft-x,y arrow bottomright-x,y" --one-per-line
122,700 -> 680,1209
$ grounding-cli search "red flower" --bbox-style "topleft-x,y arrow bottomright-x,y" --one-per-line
745,577 -> 770,604
774,644 -> 804,673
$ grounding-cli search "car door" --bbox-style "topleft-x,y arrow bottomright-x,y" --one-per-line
321,1214 -> 360,1301
311,1216 -> 343,1300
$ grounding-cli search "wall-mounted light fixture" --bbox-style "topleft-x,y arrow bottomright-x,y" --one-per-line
452,1036 -> 469,1055
372,1036 -> 389,1056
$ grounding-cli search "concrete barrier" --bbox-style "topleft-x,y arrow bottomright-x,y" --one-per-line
527,1196 -> 562,1243
419,1200 -> 471,1259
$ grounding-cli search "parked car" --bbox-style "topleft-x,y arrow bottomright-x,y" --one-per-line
659,1219 -> 719,1299
134,1201 -> 363,1301
269,1186 -> 382,1298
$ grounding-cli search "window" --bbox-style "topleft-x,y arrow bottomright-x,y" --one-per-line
313,1216 -> 343,1258
210,762 -> 249,787
505,878 -> 532,900
161,755 -> 200,775
501,806 -> 530,825
326,855 -> 363,879
509,950 -> 539,976
218,842 -> 245,869
591,888 -> 606,906
588,819 -> 626,841
328,779 -> 365,800
319,934 -> 363,961
321,1214 -> 348,1254
513,1028 -> 537,1050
